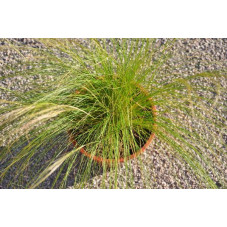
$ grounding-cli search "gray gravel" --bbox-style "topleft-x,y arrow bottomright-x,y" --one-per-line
0,38 -> 226,189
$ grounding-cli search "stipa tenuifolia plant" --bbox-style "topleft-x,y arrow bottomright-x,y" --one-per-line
0,39 -> 226,188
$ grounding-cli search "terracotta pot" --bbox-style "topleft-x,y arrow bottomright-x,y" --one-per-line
68,85 -> 157,165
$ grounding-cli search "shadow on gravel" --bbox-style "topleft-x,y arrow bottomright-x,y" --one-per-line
0,133 -> 103,189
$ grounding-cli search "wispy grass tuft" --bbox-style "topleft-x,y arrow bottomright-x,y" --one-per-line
0,39 -> 226,188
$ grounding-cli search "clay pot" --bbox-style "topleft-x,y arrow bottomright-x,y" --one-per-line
69,85 -> 157,165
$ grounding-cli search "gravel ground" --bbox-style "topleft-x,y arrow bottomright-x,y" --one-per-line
0,38 -> 226,189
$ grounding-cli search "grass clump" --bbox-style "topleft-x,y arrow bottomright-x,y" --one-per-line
0,38 -> 226,188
